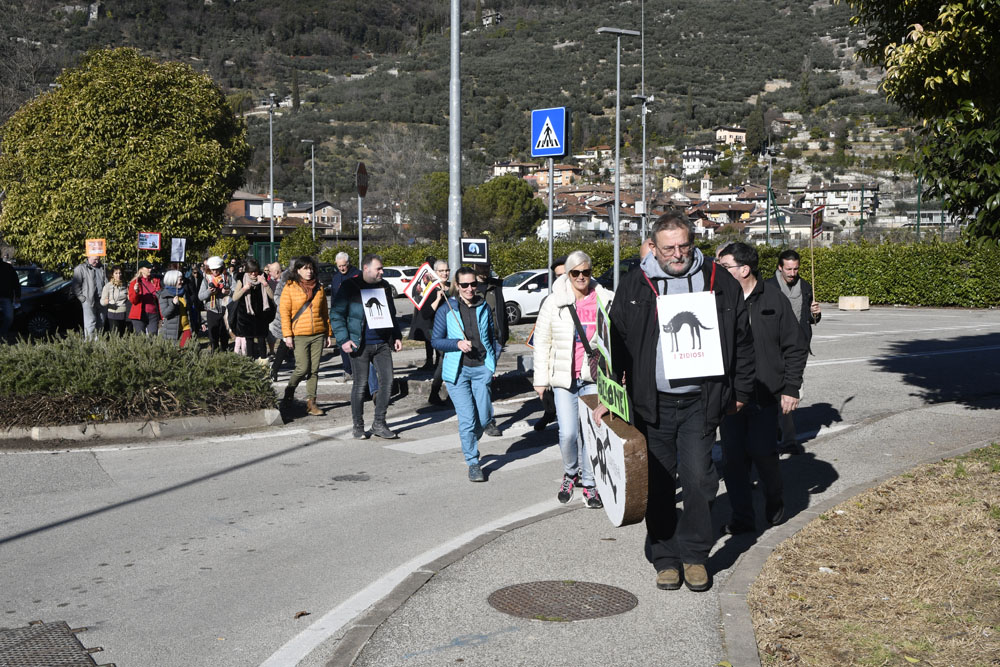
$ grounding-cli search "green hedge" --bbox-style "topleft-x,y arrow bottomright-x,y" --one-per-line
0,333 -> 276,428
319,239 -> 1000,308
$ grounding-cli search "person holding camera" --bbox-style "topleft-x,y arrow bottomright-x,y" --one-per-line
199,256 -> 233,351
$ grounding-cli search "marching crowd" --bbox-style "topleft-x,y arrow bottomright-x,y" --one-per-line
56,207 -> 821,595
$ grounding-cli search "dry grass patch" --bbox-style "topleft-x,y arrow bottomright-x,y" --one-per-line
749,443 -> 1000,666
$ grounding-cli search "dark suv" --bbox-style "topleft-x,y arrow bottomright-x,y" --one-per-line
14,266 -> 82,337
595,257 -> 641,290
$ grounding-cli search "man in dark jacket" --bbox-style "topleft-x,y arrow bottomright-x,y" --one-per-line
717,242 -> 807,535
331,253 -> 402,440
0,256 -> 20,343
596,211 -> 755,593
474,262 -> 507,437
765,249 -> 821,455
331,251 -> 362,379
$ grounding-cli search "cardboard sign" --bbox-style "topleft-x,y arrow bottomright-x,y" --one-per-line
655,290 -> 724,379
85,239 -> 106,257
403,262 -> 443,310
460,238 -> 489,265
360,287 -> 393,329
597,367 -> 630,423
580,394 -> 647,527
811,205 -> 825,239
593,292 -> 613,371
170,238 -> 186,262
137,232 -> 161,250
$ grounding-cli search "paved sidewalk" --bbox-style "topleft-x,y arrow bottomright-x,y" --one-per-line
319,398 -> 1000,667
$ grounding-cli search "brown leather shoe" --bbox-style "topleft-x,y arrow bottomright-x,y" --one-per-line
305,398 -> 323,416
682,563 -> 711,592
656,567 -> 681,590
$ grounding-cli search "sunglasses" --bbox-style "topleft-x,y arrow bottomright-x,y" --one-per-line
569,269 -> 592,278
457,281 -> 477,288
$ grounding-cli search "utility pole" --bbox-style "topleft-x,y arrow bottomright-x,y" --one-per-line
448,0 -> 462,276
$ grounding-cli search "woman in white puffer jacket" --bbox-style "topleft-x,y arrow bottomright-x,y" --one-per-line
532,250 -> 615,509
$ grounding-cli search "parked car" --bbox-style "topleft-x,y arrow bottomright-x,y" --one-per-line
13,266 -> 83,337
381,266 -> 418,297
595,257 -> 641,290
501,269 -> 549,325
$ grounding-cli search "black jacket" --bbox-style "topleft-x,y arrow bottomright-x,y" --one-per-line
764,275 -> 820,352
744,279 -> 808,403
609,259 -> 755,435
477,277 -> 508,346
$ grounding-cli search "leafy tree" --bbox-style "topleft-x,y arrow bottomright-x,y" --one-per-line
844,0 -> 1000,238
209,235 -> 250,263
745,102 -> 766,155
462,174 -> 546,241
412,171 -> 450,240
0,47 -> 250,270
278,222 -> 320,265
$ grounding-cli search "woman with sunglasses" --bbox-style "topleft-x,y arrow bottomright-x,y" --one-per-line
431,266 -> 502,483
532,250 -> 614,508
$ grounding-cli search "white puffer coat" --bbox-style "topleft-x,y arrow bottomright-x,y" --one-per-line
532,274 -> 614,389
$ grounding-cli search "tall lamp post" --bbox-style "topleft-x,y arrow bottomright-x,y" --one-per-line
300,139 -> 315,240
597,26 -> 640,291
633,94 -> 652,238
267,92 -> 276,261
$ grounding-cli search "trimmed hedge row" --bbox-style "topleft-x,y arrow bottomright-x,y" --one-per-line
0,333 -> 275,428
320,239 -> 1000,308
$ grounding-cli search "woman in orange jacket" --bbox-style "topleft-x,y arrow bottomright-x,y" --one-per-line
280,256 -> 333,416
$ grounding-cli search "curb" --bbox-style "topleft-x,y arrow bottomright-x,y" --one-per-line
718,432 -> 999,667
322,505 -> 576,667
0,408 -> 283,445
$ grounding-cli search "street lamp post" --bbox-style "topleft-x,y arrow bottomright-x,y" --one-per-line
300,139 -> 315,240
597,26 -> 640,291
268,93 -> 276,261
633,94 -> 652,239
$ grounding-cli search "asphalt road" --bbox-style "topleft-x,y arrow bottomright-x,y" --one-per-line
1,305 -> 998,666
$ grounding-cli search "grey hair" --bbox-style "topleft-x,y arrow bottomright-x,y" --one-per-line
565,250 -> 592,273
434,259 -> 449,271
335,251 -> 349,263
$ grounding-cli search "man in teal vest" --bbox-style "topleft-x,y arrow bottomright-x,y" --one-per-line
431,267 -> 502,482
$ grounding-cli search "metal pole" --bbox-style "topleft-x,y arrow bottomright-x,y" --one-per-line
613,34 -> 621,291
859,184 -> 865,238
447,0 -> 462,277
310,143 -> 315,240
641,99 -> 647,239
268,96 -> 275,254
358,195 -> 363,262
766,151 -> 772,246
547,157 -> 554,294
916,172 -> 922,239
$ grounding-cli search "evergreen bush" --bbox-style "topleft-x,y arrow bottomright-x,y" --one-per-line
321,239 -> 1000,307
0,333 -> 276,428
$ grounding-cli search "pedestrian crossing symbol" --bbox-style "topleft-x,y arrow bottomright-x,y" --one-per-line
531,107 -> 569,158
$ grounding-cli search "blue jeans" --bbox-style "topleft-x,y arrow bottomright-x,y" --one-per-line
445,364 -> 494,465
552,379 -> 598,486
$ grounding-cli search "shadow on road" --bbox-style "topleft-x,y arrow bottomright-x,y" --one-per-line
870,332 -> 1000,409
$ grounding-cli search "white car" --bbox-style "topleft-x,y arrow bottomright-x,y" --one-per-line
382,266 -> 418,297
501,269 -> 550,324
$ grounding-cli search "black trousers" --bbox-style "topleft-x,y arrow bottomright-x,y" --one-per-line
639,394 -> 718,571
720,400 -> 783,527
206,310 -> 228,352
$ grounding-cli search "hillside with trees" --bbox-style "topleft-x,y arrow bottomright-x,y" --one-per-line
1,0 -> 901,239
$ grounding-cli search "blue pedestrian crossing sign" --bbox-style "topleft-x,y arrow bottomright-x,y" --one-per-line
531,107 -> 569,158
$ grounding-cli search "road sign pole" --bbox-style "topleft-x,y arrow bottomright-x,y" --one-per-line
357,195 -> 363,262
548,157 -> 554,294
356,162 -> 368,265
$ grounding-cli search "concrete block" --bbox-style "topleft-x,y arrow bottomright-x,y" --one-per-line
838,295 -> 870,310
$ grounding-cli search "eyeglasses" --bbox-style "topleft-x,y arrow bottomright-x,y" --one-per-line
569,268 -> 592,278
717,262 -> 743,270
657,242 -> 694,254
457,281 -> 477,288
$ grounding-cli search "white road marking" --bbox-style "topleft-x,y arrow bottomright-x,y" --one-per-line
207,429 -> 309,443
384,435 -> 461,455
488,446 -> 562,471
258,499 -> 559,667
813,323 -> 997,341
809,344 -> 1000,367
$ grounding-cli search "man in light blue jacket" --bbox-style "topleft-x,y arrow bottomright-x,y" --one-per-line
432,266 -> 502,482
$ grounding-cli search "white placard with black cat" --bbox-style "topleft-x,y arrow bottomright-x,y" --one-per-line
655,291 -> 724,380
360,288 -> 393,330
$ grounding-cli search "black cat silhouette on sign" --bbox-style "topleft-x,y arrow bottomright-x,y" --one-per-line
360,288 -> 392,329
655,291 -> 724,379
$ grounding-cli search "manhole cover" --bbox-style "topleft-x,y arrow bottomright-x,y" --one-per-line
0,621 -> 98,666
487,580 -> 638,621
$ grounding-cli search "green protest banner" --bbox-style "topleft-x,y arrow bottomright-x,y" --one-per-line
597,367 -> 630,422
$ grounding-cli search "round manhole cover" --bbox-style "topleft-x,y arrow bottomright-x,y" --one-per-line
487,580 -> 638,621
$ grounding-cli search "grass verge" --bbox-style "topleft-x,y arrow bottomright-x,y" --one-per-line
749,442 -> 1000,666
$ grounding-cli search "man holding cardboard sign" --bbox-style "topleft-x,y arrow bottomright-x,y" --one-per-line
596,211 -> 754,593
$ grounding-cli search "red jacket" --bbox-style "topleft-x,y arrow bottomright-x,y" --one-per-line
128,277 -> 162,320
